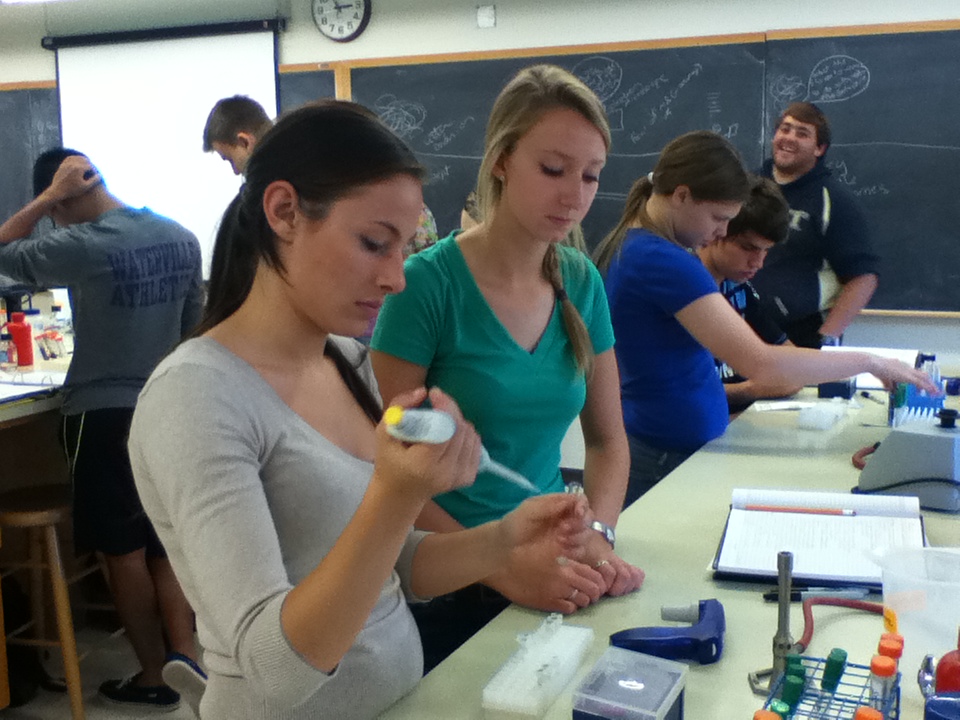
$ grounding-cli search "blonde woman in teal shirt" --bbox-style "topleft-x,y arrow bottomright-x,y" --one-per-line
371,64 -> 644,669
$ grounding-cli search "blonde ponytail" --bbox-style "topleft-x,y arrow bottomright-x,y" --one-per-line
542,245 -> 594,377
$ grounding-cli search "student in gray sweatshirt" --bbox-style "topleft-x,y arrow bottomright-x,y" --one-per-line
0,148 -> 204,711
127,101 -> 592,720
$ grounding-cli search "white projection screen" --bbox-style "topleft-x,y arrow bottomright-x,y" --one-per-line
57,30 -> 278,276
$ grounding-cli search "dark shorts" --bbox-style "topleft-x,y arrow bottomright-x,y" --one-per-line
61,408 -> 165,558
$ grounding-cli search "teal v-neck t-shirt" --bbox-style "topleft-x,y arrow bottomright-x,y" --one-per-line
372,234 -> 614,528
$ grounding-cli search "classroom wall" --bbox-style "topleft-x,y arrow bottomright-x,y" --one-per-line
4,0 -> 960,84
1,0 -> 956,351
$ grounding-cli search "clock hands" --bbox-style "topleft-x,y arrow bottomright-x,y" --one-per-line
313,0 -> 369,40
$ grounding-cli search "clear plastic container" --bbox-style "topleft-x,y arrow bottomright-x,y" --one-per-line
572,646 -> 686,720
880,547 -> 960,703
22,307 -> 44,333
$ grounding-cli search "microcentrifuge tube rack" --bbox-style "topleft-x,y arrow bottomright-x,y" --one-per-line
764,655 -> 900,719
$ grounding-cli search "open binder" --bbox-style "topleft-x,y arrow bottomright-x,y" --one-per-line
712,488 -> 926,589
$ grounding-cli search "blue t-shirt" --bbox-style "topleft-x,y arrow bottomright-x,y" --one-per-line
372,234 -> 615,528
604,228 -> 728,452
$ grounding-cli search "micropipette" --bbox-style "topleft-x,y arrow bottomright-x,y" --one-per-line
383,406 -> 539,493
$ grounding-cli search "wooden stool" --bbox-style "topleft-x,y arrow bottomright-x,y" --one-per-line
0,484 -> 85,720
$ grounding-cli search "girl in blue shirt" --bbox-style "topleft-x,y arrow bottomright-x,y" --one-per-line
595,131 -> 939,505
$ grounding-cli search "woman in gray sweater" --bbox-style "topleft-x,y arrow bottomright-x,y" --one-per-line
127,101 -> 591,719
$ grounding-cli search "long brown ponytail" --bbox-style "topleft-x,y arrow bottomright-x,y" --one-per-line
593,177 -> 654,273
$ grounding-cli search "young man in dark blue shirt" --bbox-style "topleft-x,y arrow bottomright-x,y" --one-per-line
753,102 -> 880,348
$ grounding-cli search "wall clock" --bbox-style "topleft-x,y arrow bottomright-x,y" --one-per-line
312,0 -> 372,42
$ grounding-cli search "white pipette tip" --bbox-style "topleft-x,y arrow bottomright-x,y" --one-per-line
480,449 -> 539,494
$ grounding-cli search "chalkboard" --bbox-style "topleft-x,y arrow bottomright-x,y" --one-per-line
351,41 -> 766,247
278,69 -> 336,113
0,86 -> 61,226
4,27 -> 959,313
766,30 -> 960,312
0,85 -> 60,293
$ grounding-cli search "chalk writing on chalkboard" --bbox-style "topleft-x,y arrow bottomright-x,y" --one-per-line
574,56 -> 623,102
425,117 -> 476,153
624,63 -> 705,143
606,74 -> 669,132
808,55 -> 870,102
769,54 -> 871,111
351,41 -> 765,257
375,95 -> 428,140
825,159 -> 890,199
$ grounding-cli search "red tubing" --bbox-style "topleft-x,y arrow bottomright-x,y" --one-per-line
796,597 -> 885,651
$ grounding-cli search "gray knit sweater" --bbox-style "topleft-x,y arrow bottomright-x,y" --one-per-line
129,336 -> 427,719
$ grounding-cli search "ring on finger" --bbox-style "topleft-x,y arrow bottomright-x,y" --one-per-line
595,560 -> 611,569
567,588 -> 579,601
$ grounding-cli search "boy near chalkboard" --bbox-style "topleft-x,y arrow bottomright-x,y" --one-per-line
202,94 -> 274,176
697,176 -> 804,414
753,101 -> 880,349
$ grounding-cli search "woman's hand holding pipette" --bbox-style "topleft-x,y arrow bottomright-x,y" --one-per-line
374,387 -> 481,501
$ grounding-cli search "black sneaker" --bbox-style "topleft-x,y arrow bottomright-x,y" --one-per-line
99,673 -> 180,712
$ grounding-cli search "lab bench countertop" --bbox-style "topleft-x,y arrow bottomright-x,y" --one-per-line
380,393 -> 959,720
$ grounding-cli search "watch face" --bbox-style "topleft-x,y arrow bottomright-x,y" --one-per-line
312,0 -> 371,42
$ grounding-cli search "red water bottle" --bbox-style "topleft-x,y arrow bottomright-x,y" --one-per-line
4,311 -> 34,367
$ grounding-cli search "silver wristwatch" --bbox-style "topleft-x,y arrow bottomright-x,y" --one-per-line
591,520 -> 615,548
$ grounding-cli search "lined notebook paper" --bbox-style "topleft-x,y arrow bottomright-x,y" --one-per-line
713,489 -> 925,587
